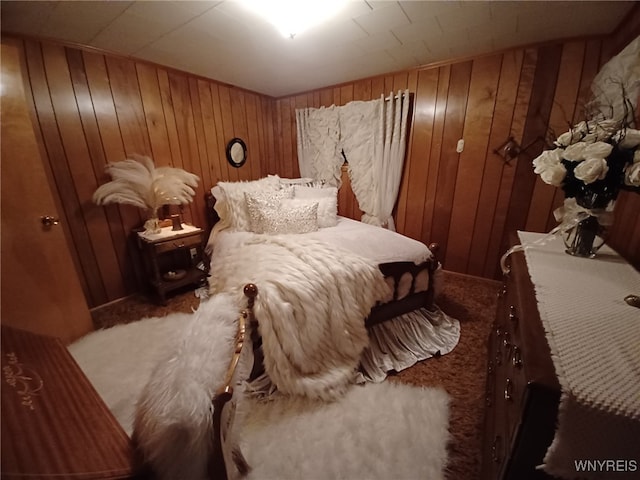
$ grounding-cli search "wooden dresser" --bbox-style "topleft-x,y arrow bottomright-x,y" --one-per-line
481,235 -> 561,480
1,326 -> 135,479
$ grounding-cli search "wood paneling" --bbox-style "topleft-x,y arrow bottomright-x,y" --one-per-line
10,37 -> 275,307
274,34 -> 640,278
5,13 -> 639,309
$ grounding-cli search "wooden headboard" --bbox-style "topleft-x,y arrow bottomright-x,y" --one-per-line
205,192 -> 220,233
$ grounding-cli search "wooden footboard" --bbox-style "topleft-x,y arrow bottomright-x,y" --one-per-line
366,243 -> 440,328
209,284 -> 257,480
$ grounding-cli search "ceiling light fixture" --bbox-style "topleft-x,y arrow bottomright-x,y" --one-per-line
241,0 -> 347,39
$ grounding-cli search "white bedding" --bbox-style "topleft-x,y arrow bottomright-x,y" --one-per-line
208,216 -> 433,266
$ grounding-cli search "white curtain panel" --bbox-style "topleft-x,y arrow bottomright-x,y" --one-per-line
341,90 -> 410,230
295,90 -> 410,229
378,90 -> 410,231
339,98 -> 383,224
295,105 -> 342,186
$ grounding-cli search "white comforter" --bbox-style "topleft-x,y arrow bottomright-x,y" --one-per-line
208,234 -> 389,400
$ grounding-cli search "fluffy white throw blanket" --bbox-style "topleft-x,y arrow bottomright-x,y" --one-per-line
208,235 -> 389,400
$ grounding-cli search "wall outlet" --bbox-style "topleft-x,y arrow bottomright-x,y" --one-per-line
456,139 -> 465,153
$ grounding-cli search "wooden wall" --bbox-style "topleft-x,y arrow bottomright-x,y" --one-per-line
10,37 -> 275,308
273,31 -> 640,278
6,9 -> 639,309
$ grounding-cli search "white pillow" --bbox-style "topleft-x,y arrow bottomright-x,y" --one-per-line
293,186 -> 338,228
245,188 -> 294,234
213,177 -> 280,231
251,200 -> 319,235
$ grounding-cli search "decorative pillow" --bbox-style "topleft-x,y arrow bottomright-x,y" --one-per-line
268,174 -> 325,189
251,200 -> 319,235
293,186 -> 338,228
213,177 -> 280,231
244,188 -> 294,234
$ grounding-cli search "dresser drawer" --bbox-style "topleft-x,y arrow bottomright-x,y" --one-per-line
153,232 -> 202,255
481,237 -> 561,480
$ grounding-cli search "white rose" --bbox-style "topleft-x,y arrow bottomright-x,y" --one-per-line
556,130 -> 580,147
562,142 -> 589,161
533,148 -> 563,173
625,162 -> 640,186
574,158 -> 609,184
618,128 -> 640,149
582,141 -> 613,159
588,119 -> 619,142
581,132 -> 598,143
539,163 -> 566,186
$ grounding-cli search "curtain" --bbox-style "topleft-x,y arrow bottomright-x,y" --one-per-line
341,90 -> 410,230
339,99 -> 382,224
378,90 -> 410,230
295,105 -> 342,186
295,90 -> 410,229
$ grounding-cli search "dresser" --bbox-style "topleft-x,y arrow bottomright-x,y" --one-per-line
1,325 -> 134,479
481,233 -> 561,480
482,232 -> 640,480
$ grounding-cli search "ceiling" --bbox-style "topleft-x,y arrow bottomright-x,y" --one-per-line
1,1 -> 635,98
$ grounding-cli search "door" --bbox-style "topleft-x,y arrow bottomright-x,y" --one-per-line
1,39 -> 93,344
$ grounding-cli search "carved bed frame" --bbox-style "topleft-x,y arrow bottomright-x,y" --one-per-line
204,192 -> 440,328
204,182 -> 443,478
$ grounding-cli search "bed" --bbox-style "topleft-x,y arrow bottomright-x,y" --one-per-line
203,175 -> 460,397
13,175 -> 458,480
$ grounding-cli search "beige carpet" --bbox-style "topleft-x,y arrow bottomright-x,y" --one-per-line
91,270 -> 500,480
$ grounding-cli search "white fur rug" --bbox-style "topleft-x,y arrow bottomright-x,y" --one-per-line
69,306 -> 450,480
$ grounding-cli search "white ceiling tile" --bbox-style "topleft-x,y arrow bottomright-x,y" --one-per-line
1,0 -> 634,97
399,1 -> 461,21
435,2 -> 492,33
39,1 -> 132,44
354,2 -> 410,35
392,17 -> 442,44
354,30 -> 402,53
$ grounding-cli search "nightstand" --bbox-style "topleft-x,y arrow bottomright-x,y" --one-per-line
135,224 -> 208,304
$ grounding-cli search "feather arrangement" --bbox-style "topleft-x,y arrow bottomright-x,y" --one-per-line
93,155 -> 200,217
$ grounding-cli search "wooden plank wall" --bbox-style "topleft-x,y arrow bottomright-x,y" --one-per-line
7,11 -> 639,309
275,35 -> 640,278
11,37 -> 274,307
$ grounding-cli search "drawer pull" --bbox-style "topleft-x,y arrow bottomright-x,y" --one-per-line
512,346 -> 523,368
498,283 -> 507,298
488,360 -> 494,375
502,331 -> 510,348
509,305 -> 518,328
504,378 -> 513,401
491,435 -> 502,463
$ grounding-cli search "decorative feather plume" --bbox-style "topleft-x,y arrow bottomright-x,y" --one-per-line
93,155 -> 200,215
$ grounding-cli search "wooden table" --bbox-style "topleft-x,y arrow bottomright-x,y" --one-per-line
135,224 -> 208,304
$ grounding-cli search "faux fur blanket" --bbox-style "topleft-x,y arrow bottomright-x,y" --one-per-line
208,235 -> 389,400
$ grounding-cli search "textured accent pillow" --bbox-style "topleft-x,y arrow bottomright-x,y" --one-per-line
214,177 -> 280,231
245,188 -> 294,234
293,186 -> 338,228
252,201 -> 319,235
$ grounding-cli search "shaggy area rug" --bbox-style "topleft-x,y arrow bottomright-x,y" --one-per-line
242,382 -> 450,480
70,308 -> 451,480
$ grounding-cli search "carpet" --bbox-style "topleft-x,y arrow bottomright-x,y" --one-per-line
71,308 -> 451,480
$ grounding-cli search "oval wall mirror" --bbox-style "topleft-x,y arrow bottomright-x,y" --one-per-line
226,138 -> 247,168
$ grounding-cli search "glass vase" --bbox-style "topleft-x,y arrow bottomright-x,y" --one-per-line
563,214 -> 607,258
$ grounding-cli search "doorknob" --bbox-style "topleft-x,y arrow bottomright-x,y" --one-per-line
40,215 -> 60,228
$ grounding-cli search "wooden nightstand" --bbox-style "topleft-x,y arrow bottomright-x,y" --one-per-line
136,224 -> 208,304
